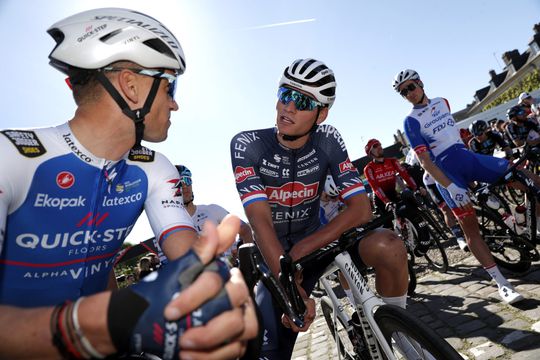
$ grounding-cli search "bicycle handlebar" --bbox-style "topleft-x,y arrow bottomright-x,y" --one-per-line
237,214 -> 392,329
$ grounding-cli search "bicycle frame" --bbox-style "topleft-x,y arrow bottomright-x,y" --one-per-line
320,251 -> 397,359
238,214 -> 399,359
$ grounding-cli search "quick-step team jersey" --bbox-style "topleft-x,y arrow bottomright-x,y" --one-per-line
0,123 -> 195,307
363,158 -> 417,204
230,125 -> 365,249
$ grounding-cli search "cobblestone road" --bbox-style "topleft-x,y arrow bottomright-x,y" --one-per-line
291,254 -> 540,359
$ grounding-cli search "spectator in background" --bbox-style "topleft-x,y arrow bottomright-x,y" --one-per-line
147,253 -> 161,271
518,92 -> 539,119
136,257 -> 153,280
460,128 -> 473,148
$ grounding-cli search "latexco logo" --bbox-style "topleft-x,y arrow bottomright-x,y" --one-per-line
235,166 -> 255,183
266,182 -> 319,206
57,171 -> 75,189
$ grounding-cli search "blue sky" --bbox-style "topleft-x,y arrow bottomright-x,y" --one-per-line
1,0 -> 539,243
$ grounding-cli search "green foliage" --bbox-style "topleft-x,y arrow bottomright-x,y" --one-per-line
483,69 -> 540,111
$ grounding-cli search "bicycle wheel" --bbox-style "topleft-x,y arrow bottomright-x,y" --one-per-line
423,235 -> 449,273
321,296 -> 366,360
475,206 -> 534,273
407,251 -> 417,296
374,305 -> 462,360
420,211 -> 450,273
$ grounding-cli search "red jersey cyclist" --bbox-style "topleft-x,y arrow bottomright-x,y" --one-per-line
363,139 -> 431,255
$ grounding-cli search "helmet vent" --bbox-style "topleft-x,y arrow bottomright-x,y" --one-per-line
99,29 -> 123,43
143,38 -> 176,61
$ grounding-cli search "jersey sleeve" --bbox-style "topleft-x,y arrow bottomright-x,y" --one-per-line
403,116 -> 429,155
142,152 -> 196,250
393,158 -> 417,190
208,204 -> 230,223
363,163 -> 390,204
230,131 -> 268,207
317,125 -> 365,200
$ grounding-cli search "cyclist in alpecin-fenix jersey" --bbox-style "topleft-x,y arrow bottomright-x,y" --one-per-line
394,68 -> 533,304
231,58 -> 408,360
0,8 -> 255,360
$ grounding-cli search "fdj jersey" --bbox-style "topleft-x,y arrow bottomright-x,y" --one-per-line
0,123 -> 194,307
230,125 -> 365,248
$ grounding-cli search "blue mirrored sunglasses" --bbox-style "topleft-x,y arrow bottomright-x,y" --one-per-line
179,176 -> 192,186
103,67 -> 178,99
277,87 -> 323,111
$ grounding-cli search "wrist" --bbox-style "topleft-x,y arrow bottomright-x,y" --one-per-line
78,293 -> 116,356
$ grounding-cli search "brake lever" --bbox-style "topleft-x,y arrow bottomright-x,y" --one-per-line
279,254 -> 307,318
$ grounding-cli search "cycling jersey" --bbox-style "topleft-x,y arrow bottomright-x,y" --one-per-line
0,123 -> 195,307
505,120 -> 540,145
230,124 -> 365,250
364,158 -> 417,204
191,204 -> 230,233
468,130 -> 509,156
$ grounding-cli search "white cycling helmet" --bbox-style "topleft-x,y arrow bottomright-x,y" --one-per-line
279,58 -> 337,108
392,69 -> 420,92
47,8 -> 186,74
324,175 -> 339,197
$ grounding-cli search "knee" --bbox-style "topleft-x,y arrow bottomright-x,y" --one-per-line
360,229 -> 407,265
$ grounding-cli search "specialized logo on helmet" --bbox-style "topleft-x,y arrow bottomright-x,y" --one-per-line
234,166 -> 256,183
57,171 -> 75,189
266,182 -> 319,206
339,158 -> 355,173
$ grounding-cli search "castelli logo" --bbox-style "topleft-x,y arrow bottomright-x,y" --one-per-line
235,166 -> 255,183
56,171 -> 75,189
339,158 -> 355,173
266,182 -> 319,206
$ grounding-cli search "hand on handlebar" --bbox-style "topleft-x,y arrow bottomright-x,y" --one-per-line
281,270 -> 316,332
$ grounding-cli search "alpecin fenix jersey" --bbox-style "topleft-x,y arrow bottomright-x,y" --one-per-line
230,124 -> 365,249
0,123 -> 195,307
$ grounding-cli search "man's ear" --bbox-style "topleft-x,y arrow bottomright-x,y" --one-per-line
117,69 -> 140,104
316,106 -> 329,124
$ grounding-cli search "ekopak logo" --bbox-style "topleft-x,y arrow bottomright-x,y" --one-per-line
234,166 -> 255,183
56,171 -> 75,189
266,181 -> 319,206
339,158 -> 354,173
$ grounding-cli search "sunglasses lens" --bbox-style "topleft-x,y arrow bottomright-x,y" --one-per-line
180,176 -> 192,186
400,83 -> 416,96
168,79 -> 177,99
278,87 -> 317,111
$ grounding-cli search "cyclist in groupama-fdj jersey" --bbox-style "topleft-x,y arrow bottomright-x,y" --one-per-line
394,68 -> 525,304
231,58 -> 408,360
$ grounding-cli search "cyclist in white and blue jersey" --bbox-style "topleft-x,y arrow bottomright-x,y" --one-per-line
394,69 -> 525,304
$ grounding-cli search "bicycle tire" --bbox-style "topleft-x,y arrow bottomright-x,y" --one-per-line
374,305 -> 462,360
419,209 -> 450,273
475,206 -> 533,273
407,251 -> 417,296
321,296 -> 366,360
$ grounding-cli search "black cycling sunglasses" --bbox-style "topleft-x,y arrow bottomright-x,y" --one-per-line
399,83 -> 418,97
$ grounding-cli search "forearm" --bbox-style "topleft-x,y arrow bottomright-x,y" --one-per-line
239,222 -> 254,244
250,217 -> 284,277
162,230 -> 198,260
291,195 -> 371,261
418,154 -> 452,187
0,292 -> 114,360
